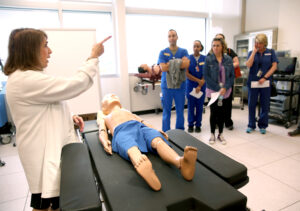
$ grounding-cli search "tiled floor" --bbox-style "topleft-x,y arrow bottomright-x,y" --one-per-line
0,105 -> 300,211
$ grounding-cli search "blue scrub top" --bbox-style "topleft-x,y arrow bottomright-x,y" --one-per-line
247,48 -> 278,86
186,54 -> 206,94
158,47 -> 189,89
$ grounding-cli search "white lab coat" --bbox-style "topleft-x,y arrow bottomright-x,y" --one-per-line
6,58 -> 99,198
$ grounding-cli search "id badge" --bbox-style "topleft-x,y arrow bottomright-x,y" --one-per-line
257,70 -> 262,77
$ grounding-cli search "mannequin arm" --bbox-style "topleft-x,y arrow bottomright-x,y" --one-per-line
97,111 -> 112,155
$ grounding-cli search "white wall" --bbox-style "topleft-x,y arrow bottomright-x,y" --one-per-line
245,0 -> 280,32
245,0 -> 300,73
277,0 -> 300,69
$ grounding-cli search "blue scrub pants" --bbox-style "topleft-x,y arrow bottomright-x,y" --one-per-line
187,93 -> 205,128
161,88 -> 185,132
248,86 -> 271,129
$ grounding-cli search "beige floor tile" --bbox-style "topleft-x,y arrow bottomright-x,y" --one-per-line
222,142 -> 285,168
240,169 -> 300,211
0,155 -> 24,176
0,172 -> 28,203
290,153 -> 300,162
251,134 -> 300,156
259,157 -> 300,191
0,197 -> 27,211
0,142 -> 18,157
280,201 -> 300,211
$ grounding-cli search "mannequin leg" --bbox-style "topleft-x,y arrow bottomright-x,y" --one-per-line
151,138 -> 197,181
127,146 -> 161,191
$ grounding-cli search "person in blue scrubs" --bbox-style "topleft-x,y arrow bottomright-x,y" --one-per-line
186,40 -> 206,133
245,33 -> 278,134
158,29 -> 190,132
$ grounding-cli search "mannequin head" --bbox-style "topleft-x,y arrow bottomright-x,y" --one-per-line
101,94 -> 122,115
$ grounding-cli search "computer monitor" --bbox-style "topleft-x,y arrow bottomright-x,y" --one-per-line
276,57 -> 297,75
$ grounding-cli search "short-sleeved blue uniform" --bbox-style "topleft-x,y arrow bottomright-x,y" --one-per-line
186,54 -> 206,128
112,120 -> 169,161
158,47 -> 189,132
247,48 -> 278,129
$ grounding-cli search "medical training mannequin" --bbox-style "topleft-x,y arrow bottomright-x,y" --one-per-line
97,94 -> 198,191
139,64 -> 162,76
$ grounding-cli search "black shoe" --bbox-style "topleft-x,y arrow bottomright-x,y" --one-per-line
195,127 -> 201,133
188,126 -> 194,133
288,128 -> 300,136
227,125 -> 234,130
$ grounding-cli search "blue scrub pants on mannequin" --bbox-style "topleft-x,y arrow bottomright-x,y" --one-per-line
187,93 -> 205,128
248,86 -> 271,129
161,88 -> 185,132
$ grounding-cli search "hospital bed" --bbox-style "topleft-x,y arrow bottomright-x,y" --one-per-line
60,120 -> 249,211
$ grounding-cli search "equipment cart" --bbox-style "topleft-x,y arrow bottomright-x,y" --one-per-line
269,57 -> 299,128
233,77 -> 245,110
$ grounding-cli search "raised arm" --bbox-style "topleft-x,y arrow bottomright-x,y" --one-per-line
245,46 -> 257,68
97,111 -> 112,155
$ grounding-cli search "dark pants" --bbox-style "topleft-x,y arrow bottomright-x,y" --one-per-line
209,97 -> 231,134
224,86 -> 234,127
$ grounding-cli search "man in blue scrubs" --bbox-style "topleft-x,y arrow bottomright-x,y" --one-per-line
158,29 -> 190,132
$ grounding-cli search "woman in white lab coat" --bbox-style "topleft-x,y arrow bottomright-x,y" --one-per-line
4,28 -> 110,211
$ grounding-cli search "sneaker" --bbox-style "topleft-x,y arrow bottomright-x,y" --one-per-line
209,134 -> 215,145
288,128 -> 300,136
195,127 -> 201,133
227,125 -> 234,130
260,128 -> 266,134
217,134 -> 227,145
188,126 -> 194,133
246,127 -> 254,133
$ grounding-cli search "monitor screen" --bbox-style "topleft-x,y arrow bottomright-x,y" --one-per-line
276,57 -> 297,75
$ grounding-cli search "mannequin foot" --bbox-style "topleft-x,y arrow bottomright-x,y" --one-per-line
180,146 -> 197,181
134,154 -> 161,191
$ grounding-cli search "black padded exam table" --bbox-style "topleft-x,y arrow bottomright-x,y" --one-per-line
60,121 -> 248,211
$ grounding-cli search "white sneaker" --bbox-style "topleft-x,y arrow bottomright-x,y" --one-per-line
217,134 -> 227,145
209,134 -> 215,145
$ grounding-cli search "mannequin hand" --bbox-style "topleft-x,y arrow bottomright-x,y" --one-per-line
159,130 -> 169,140
90,36 -> 112,58
102,139 -> 112,155
73,115 -> 84,132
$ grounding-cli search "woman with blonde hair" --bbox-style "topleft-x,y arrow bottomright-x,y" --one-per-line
245,33 -> 278,134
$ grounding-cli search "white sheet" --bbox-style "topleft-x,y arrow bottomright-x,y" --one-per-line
251,80 -> 270,88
